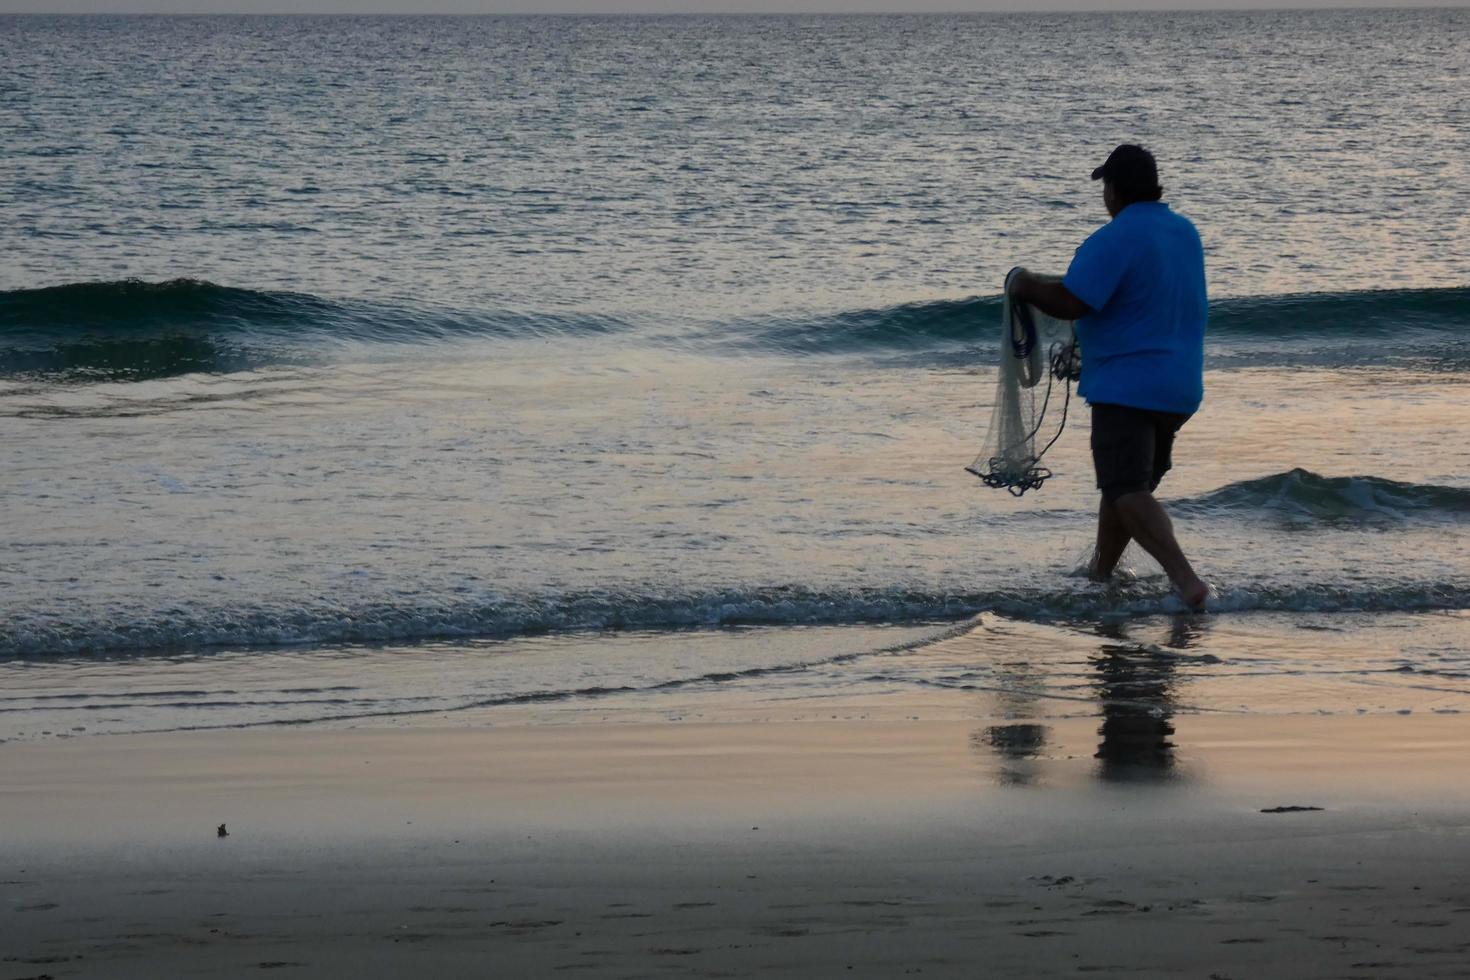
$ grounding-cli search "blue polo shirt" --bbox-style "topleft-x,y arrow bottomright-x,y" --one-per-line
1062,202 -> 1207,415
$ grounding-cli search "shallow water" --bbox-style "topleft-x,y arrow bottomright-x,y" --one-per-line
4,348 -> 1468,657
3,11 -> 1469,736
6,612 -> 1469,743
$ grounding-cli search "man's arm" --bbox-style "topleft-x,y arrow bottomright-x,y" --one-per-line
1009,270 -> 1091,322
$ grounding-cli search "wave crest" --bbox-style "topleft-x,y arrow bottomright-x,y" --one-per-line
1176,468 -> 1470,522
0,278 -> 628,381
7,579 -> 1470,658
4,279 -> 1468,381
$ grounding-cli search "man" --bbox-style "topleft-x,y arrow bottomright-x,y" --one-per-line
1009,144 -> 1209,610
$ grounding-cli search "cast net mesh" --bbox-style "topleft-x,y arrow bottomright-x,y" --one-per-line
967,268 -> 1080,496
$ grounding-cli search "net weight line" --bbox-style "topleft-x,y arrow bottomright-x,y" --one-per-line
967,274 -> 1080,496
966,341 -> 1076,495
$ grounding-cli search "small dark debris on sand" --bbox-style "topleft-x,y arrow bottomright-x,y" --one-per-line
217,823 -> 229,837
1260,805 -> 1325,814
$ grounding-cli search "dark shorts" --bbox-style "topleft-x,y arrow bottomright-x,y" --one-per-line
1090,403 -> 1192,503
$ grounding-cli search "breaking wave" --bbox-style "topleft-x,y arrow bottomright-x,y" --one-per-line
7,578 -> 1470,658
0,278 -> 629,381
1176,469 -> 1470,522
3,278 -> 1468,380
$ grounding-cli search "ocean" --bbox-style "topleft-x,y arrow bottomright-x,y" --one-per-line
3,9 -> 1469,740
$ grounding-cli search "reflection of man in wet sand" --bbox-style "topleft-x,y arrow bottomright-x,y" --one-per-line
1010,145 -> 1209,610
1093,648 -> 1178,780
1093,615 -> 1205,781
973,616 -> 1207,784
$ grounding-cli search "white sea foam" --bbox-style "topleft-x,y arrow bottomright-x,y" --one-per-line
6,580 -> 1470,658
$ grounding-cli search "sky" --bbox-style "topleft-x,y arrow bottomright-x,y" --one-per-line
5,0 -> 1468,12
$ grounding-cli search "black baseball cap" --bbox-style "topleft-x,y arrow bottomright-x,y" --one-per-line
1090,144 -> 1158,185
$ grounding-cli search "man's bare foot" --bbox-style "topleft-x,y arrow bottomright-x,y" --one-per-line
1175,578 -> 1209,611
1085,558 -> 1137,585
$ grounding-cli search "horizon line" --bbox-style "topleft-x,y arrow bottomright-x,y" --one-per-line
4,3 -> 1468,14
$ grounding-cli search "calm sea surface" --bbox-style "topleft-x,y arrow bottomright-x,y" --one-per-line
2,11 -> 1469,740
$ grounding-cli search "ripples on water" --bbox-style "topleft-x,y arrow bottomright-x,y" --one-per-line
5,10 -> 1468,309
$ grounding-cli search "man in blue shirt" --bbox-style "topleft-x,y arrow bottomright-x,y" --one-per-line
1010,145 -> 1209,609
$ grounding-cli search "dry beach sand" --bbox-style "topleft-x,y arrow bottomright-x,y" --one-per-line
5,708 -> 1470,979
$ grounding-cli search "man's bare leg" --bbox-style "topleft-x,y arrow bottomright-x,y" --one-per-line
1111,490 -> 1208,608
1089,497 -> 1132,582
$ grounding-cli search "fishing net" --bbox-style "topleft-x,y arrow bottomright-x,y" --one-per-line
967,267 -> 1081,496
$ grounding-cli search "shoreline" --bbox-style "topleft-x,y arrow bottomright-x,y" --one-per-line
6,711 -> 1470,977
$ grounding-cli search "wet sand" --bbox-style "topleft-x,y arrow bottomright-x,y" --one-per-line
5,714 -> 1470,978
